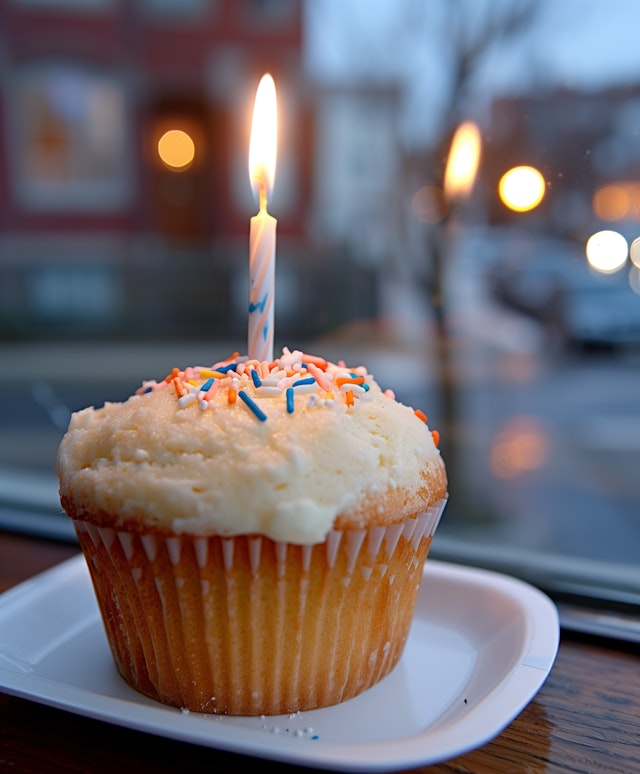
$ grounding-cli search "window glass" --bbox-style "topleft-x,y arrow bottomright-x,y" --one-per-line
0,0 -> 639,627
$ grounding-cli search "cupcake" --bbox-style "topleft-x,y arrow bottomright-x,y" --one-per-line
57,347 -> 447,716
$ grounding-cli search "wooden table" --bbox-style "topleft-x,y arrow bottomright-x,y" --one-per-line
1,531 -> 639,774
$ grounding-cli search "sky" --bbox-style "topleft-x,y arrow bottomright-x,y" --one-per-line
303,0 -> 640,148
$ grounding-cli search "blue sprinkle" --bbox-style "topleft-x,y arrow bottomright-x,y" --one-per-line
286,387 -> 294,414
251,368 -> 262,388
292,377 -> 316,388
238,390 -> 267,421
144,386 -> 153,393
217,363 -> 238,374
200,378 -> 214,392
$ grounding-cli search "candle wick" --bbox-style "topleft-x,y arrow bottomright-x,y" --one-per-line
258,180 -> 267,213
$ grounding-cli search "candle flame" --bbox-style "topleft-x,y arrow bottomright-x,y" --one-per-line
444,121 -> 481,201
249,73 -> 277,210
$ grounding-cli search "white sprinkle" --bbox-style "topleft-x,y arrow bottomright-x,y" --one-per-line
340,383 -> 365,395
293,382 -> 318,394
178,393 -> 197,408
256,386 -> 282,396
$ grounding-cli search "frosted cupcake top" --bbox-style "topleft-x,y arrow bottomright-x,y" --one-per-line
57,348 -> 446,544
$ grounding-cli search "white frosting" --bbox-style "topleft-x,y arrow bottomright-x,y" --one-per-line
57,350 -> 444,544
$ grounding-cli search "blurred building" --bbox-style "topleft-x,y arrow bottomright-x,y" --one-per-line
481,85 -> 640,243
0,0 -> 323,340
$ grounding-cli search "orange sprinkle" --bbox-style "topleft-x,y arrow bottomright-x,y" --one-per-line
172,377 -> 188,398
204,381 -> 220,401
301,353 -> 328,370
165,367 -> 180,383
432,430 -> 440,447
306,362 -> 331,391
414,409 -> 428,423
228,387 -> 237,404
345,389 -> 354,406
335,376 -> 365,388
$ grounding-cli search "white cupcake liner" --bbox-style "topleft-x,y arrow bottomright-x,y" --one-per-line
72,497 -> 447,715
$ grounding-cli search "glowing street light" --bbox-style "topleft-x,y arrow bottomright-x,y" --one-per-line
499,165 -> 545,212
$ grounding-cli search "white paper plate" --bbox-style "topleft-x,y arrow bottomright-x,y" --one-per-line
0,556 -> 559,772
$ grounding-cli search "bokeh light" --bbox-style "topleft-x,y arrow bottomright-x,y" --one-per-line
629,236 -> 640,268
157,129 -> 195,171
586,230 -> 628,273
490,416 -> 548,479
411,185 -> 449,223
498,166 -> 545,212
593,184 -> 630,220
628,265 -> 640,295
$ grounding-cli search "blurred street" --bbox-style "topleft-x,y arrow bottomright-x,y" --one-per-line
2,240 -> 640,571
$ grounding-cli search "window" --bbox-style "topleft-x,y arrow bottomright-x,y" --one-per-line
7,64 -> 131,210
1,0 -> 639,639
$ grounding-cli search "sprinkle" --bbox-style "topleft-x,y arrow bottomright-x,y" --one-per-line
384,388 -> 396,400
199,368 -> 225,379
251,368 -> 262,388
228,387 -> 237,404
306,362 -> 331,391
432,430 -> 440,447
335,375 -> 365,388
342,383 -> 365,396
256,386 -> 281,397
178,393 -> 197,408
301,353 -> 328,369
200,378 -> 214,393
292,377 -> 315,388
214,352 -> 239,368
217,363 -> 238,374
239,390 -> 267,421
165,367 -> 180,383
172,377 -> 188,398
204,380 -> 220,401
345,389 -> 354,406
286,387 -> 294,414
414,409 -> 428,423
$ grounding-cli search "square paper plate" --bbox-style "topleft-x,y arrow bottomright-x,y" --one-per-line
0,556 -> 559,772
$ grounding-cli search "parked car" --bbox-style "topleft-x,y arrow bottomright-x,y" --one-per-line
489,239 -> 640,350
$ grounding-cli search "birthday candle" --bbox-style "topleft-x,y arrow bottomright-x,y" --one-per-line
248,73 -> 277,363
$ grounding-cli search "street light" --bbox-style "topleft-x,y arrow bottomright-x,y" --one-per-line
498,165 -> 545,212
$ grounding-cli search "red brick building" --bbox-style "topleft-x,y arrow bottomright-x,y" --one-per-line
0,0 -> 316,338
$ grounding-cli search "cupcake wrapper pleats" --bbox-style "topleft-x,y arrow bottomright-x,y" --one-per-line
73,498 -> 446,716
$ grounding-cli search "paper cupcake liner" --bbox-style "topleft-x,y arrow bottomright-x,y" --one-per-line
73,498 -> 446,716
